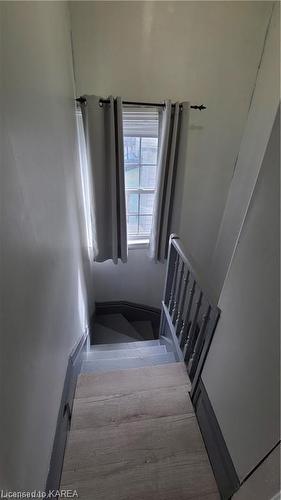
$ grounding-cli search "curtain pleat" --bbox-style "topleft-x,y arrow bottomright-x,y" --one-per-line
114,97 -> 127,263
81,95 -> 127,264
149,100 -> 190,262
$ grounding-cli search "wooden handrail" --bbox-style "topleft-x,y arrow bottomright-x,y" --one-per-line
169,234 -> 217,309
160,234 -> 220,398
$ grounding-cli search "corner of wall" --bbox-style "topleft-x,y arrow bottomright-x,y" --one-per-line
209,1 -> 280,300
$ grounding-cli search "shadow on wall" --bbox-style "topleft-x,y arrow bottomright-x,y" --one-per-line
93,248 -> 167,309
0,94 -> 89,490
0,240 -> 87,488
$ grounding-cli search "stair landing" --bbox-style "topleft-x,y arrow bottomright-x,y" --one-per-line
60,363 -> 219,499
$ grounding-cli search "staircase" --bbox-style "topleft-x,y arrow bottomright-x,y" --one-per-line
61,358 -> 219,499
82,313 -> 176,374
59,237 -> 221,498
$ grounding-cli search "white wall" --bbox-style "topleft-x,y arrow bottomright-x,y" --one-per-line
0,2 -> 89,489
70,1 -> 273,304
93,249 -> 166,308
202,108 -> 280,480
233,444 -> 280,500
210,2 -> 280,299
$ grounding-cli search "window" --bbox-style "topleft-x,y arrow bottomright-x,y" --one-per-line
123,108 -> 159,244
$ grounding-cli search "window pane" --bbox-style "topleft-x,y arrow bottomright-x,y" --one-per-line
123,121 -> 159,240
139,215 -> 152,234
126,193 -> 139,214
141,137 -> 158,164
124,137 -> 140,163
140,193 -> 154,215
140,165 -> 156,189
127,215 -> 138,234
125,165 -> 139,188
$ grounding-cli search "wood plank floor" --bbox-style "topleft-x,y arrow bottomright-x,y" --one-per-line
60,363 -> 219,500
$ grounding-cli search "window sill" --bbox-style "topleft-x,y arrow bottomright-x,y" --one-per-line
128,239 -> 149,250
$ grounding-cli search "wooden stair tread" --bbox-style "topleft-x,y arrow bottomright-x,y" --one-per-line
75,362 -> 191,399
93,323 -> 136,344
61,363 -> 218,500
131,320 -> 155,340
96,313 -> 143,340
71,384 -> 193,431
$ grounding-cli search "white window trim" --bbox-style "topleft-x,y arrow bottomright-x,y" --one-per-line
128,238 -> 150,250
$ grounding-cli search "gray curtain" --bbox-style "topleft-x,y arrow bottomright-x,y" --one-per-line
149,100 -> 190,261
81,95 -> 127,264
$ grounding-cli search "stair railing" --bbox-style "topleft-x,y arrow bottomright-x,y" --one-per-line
160,234 -> 220,399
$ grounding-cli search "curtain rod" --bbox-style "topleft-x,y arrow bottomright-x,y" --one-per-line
76,97 -> 206,111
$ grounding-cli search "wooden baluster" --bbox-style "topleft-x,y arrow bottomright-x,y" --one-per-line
175,269 -> 190,336
164,245 -> 177,306
179,279 -> 196,348
168,254 -> 180,313
188,305 -> 211,380
158,306 -> 166,339
183,289 -> 203,362
178,321 -> 186,347
190,307 -> 220,399
172,260 -> 184,324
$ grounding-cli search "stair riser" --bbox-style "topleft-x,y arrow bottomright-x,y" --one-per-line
92,340 -> 160,351
81,352 -> 176,374
84,346 -> 166,360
